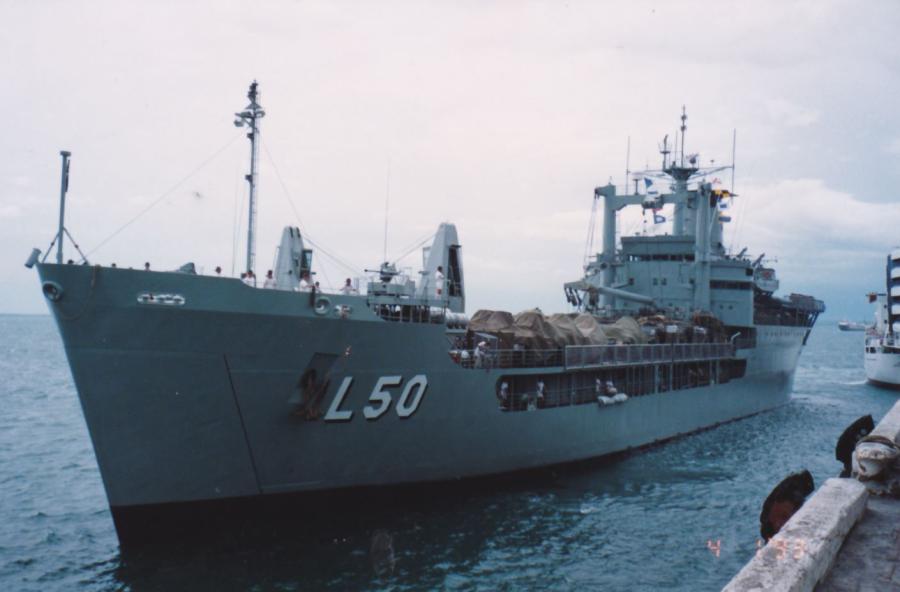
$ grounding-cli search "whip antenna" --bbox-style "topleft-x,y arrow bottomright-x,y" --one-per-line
383,157 -> 391,263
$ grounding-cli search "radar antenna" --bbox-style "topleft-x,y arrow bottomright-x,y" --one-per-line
659,134 -> 670,170
233,81 -> 266,275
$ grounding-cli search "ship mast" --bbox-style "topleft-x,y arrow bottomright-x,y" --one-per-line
55,151 -> 71,264
234,81 -> 266,275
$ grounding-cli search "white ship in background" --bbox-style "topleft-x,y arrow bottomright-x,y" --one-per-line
865,248 -> 900,389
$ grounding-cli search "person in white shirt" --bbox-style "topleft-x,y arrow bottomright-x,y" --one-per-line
434,266 -> 445,297
340,278 -> 356,295
241,272 -> 254,287
474,340 -> 486,368
296,272 -> 312,292
263,270 -> 277,289
498,381 -> 510,407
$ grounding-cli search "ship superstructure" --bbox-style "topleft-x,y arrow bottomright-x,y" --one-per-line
28,86 -> 823,543
564,109 -> 821,336
864,249 -> 900,388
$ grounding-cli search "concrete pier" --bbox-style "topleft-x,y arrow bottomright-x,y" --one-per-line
724,399 -> 900,592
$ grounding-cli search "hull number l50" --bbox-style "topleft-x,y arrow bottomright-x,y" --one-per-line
323,375 -> 428,422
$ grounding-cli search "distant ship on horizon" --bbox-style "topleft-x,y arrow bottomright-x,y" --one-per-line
838,320 -> 867,332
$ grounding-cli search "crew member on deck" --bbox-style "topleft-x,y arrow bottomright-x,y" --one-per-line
434,266 -> 445,298
475,341 -> 487,368
263,270 -> 276,289
498,381 -> 510,409
340,278 -> 356,295
535,379 -> 546,409
297,272 -> 312,292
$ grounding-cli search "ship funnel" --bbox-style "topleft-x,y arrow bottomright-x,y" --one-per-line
274,226 -> 312,290
417,223 -> 465,313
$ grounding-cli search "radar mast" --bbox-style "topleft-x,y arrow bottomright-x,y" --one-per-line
234,81 -> 266,275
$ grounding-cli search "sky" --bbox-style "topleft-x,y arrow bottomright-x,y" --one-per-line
2,0 -> 899,320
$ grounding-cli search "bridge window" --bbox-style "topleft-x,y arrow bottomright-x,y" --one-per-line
711,280 -> 752,291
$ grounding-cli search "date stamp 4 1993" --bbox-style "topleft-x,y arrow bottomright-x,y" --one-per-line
706,537 -> 808,560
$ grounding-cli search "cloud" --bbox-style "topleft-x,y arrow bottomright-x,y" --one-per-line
764,99 -> 820,128
728,178 -> 900,295
884,138 -> 900,155
0,205 -> 22,219
737,178 -> 897,249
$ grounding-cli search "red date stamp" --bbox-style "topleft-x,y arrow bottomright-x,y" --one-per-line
705,537 -> 808,560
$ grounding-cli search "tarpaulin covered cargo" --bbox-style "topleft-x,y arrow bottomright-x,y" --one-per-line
468,309 -> 515,333
602,316 -> 647,344
547,313 -> 591,346
468,309 -> 645,348
467,309 -> 516,348
574,313 -> 609,344
511,309 -> 559,350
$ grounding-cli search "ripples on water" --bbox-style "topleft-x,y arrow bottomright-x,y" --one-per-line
0,316 -> 895,591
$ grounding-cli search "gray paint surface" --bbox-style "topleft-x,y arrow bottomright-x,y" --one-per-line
38,263 -> 808,511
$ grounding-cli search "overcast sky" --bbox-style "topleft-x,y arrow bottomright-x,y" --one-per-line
2,0 -> 899,319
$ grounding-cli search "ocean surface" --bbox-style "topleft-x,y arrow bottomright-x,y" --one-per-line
0,315 -> 895,591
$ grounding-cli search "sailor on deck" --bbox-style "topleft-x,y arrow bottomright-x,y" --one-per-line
340,278 -> 357,295
434,266 -> 445,298
296,272 -> 312,292
474,341 -> 487,368
263,270 -> 276,289
498,381 -> 510,408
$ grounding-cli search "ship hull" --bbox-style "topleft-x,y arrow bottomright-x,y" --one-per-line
38,264 -> 808,542
865,351 -> 900,389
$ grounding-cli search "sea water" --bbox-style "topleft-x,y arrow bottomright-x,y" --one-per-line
0,315 -> 894,591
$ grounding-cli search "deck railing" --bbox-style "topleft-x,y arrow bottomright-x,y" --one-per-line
565,342 -> 735,369
453,348 -> 564,369
452,342 -> 735,370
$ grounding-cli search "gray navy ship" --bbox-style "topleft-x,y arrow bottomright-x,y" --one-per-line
28,84 -> 824,543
